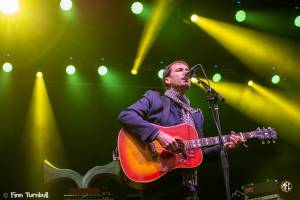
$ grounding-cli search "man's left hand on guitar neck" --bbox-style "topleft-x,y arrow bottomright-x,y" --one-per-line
224,131 -> 247,149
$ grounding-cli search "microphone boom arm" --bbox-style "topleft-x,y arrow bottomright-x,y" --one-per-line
195,78 -> 225,102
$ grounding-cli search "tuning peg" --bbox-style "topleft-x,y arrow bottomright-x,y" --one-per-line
272,140 -> 276,144
267,140 -> 270,144
262,141 -> 265,144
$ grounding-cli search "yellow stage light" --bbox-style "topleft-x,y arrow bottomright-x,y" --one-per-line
194,80 -> 300,147
36,72 -> 43,78
0,0 -> 20,15
190,14 -> 199,22
24,74 -> 66,189
131,69 -> 138,75
191,15 -> 300,84
248,80 -> 253,86
131,0 -> 175,74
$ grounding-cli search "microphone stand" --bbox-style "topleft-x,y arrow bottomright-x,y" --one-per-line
193,69 -> 231,200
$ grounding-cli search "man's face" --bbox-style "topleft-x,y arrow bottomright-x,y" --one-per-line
164,62 -> 191,89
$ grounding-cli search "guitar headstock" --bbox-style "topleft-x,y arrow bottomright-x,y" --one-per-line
254,127 -> 278,144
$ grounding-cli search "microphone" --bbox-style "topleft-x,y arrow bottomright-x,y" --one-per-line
187,63 -> 225,102
185,64 -> 201,78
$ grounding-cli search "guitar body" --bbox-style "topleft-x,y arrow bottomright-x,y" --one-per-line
118,123 -> 203,188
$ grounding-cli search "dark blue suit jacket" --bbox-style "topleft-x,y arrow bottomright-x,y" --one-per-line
118,90 -> 220,156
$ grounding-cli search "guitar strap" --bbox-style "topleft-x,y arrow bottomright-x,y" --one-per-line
160,95 -> 170,126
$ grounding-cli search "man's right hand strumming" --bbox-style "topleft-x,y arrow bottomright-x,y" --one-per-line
156,131 -> 179,152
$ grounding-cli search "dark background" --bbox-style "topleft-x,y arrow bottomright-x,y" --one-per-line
0,0 -> 299,199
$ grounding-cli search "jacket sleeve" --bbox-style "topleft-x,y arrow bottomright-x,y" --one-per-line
118,90 -> 160,143
202,145 -> 221,157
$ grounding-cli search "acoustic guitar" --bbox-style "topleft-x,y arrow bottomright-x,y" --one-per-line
118,123 -> 277,188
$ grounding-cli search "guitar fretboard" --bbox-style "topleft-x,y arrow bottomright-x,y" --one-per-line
185,131 -> 257,149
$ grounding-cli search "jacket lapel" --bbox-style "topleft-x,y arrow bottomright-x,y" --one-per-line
161,96 -> 171,126
192,111 -> 204,138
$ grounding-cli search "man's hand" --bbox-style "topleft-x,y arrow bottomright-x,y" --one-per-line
156,131 -> 178,152
224,131 -> 247,149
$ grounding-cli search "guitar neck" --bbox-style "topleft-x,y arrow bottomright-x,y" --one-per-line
186,131 -> 256,149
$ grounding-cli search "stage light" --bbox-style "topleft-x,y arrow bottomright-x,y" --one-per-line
213,64 -> 219,68
0,0 -> 19,15
158,69 -> 164,79
66,65 -> 76,75
131,2 -> 143,15
212,73 -> 222,82
271,74 -> 280,84
36,72 -> 43,78
248,80 -> 253,86
191,14 -> 199,22
131,0 -> 173,74
131,69 -> 137,75
197,81 -> 300,147
192,15 -> 300,84
294,16 -> 300,27
25,71 -> 66,188
235,0 -> 241,5
98,66 -> 108,76
60,0 -> 72,11
235,10 -> 246,22
2,62 -> 13,72
191,77 -> 198,84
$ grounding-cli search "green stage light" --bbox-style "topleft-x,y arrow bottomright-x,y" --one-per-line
98,66 -> 108,76
0,0 -> 19,15
212,73 -> 222,82
131,2 -> 143,15
60,0 -> 72,11
294,16 -> 300,27
158,69 -> 164,79
66,65 -> 76,75
2,62 -> 13,72
271,74 -> 280,84
235,10 -> 246,22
